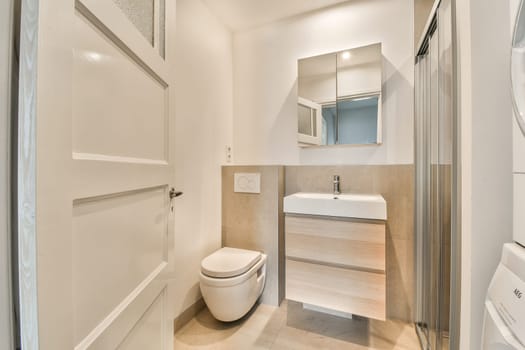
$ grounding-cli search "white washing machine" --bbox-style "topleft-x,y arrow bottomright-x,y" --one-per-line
481,1 -> 525,348
481,244 -> 525,349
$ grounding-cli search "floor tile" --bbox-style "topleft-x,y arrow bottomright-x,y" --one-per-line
174,300 -> 420,350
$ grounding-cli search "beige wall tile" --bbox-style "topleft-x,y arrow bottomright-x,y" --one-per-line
223,164 -> 415,321
222,166 -> 285,306
386,237 -> 415,321
284,165 -> 415,322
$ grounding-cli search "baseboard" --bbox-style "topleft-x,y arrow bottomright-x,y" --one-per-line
173,298 -> 206,333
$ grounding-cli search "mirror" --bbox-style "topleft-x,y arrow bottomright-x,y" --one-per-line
297,43 -> 382,146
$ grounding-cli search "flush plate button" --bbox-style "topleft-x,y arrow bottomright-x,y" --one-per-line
234,173 -> 261,194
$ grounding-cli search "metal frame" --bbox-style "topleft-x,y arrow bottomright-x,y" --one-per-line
414,52 -> 431,350
416,0 -> 442,58
414,11 -> 436,350
449,0 -> 462,348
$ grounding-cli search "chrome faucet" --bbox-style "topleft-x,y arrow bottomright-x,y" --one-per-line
333,175 -> 341,196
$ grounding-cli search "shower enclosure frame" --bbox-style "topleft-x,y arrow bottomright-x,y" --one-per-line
414,0 -> 461,349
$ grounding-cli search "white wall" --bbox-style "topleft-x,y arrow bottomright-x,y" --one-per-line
172,0 -> 233,318
232,0 -> 414,165
456,0 -> 514,348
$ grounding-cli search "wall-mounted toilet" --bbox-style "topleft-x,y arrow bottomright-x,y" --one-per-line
200,247 -> 267,322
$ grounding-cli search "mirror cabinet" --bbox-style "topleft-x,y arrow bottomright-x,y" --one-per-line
297,43 -> 382,147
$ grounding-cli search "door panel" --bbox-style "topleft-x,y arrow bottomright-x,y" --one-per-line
72,187 -> 168,343
76,0 -> 169,79
116,291 -> 166,350
72,162 -> 169,198
78,284 -> 166,350
72,12 -> 168,162
18,0 -> 176,348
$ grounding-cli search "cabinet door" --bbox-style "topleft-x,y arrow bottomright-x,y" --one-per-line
285,215 -> 387,320
286,259 -> 386,320
285,215 -> 385,271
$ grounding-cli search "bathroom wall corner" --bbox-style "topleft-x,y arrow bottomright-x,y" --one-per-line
277,166 -> 285,305
173,298 -> 206,333
172,0 -> 234,321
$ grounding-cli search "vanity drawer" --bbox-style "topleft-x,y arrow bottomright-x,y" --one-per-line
286,259 -> 386,320
285,215 -> 385,271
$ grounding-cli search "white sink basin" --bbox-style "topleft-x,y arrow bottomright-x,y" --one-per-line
283,192 -> 387,220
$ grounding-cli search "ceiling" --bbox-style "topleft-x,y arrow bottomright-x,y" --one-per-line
202,0 -> 351,32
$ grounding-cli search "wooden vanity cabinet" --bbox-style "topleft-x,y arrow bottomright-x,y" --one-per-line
285,214 -> 386,320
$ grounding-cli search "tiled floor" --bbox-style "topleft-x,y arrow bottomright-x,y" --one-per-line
174,300 -> 421,349
442,336 -> 449,350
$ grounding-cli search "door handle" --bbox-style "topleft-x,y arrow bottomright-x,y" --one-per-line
169,188 -> 183,199
169,188 -> 182,213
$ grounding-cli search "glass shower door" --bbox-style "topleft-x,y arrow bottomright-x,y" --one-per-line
414,0 -> 453,348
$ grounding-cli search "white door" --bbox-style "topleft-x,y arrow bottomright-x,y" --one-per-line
17,0 -> 176,349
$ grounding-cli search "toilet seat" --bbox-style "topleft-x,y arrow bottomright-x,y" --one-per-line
201,247 -> 262,278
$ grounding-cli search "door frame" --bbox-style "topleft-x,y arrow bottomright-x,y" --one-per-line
17,0 -> 39,347
0,0 -> 16,348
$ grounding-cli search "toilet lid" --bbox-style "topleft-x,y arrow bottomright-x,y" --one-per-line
201,247 -> 262,278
